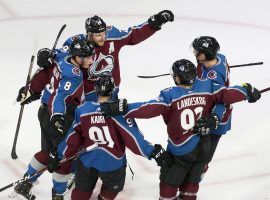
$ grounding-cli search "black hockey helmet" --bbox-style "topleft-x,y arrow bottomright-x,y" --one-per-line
70,39 -> 95,58
94,73 -> 115,96
85,15 -> 106,33
192,36 -> 220,60
171,59 -> 196,86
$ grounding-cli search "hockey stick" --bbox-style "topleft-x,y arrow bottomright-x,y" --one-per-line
260,87 -> 270,93
137,62 -> 264,78
11,39 -> 38,160
28,24 -> 66,84
49,24 -> 66,56
2,143 -> 98,192
230,62 -> 263,68
11,25 -> 67,159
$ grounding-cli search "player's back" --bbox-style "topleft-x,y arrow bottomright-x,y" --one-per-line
160,78 -> 219,155
75,101 -> 128,172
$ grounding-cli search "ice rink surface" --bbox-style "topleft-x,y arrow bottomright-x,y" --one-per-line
0,0 -> 269,199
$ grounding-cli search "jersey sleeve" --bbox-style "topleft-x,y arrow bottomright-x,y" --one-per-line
211,84 -> 248,105
29,67 -> 52,93
125,90 -> 171,119
112,117 -> 154,158
107,22 -> 157,48
51,75 -> 83,116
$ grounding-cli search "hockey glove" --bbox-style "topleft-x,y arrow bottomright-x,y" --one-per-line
37,48 -> 53,68
148,10 -> 174,30
47,149 -> 60,173
100,98 -> 128,117
150,144 -> 173,168
193,113 -> 219,135
242,83 -> 261,103
16,86 -> 41,105
50,114 -> 65,137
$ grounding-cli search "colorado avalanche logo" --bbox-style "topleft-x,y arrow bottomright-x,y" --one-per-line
87,53 -> 114,80
207,70 -> 217,79
72,67 -> 81,76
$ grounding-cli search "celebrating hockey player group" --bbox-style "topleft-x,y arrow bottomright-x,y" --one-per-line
6,9 -> 266,200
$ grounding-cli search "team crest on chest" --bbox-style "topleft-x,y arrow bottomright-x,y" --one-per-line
88,53 -> 114,80
72,67 -> 81,76
207,70 -> 217,79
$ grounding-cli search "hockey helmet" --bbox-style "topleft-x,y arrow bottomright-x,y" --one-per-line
192,36 -> 220,60
70,39 -> 94,58
85,15 -> 106,33
94,73 -> 115,96
170,59 -> 196,86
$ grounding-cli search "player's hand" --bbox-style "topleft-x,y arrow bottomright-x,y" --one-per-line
100,98 -> 128,118
16,86 -> 41,105
148,10 -> 174,30
47,149 -> 60,173
50,114 -> 65,137
37,48 -> 53,68
150,144 -> 173,168
193,113 -> 219,135
242,83 -> 261,103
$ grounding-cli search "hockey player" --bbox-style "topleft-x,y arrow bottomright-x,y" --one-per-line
176,36 -> 233,199
13,39 -> 95,200
37,10 -> 174,101
100,59 -> 261,199
52,73 -> 172,200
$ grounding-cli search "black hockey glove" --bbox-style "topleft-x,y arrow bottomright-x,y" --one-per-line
100,98 -> 128,118
150,144 -> 173,168
148,10 -> 174,30
47,149 -> 60,173
16,86 -> 41,105
193,113 -> 219,135
242,83 -> 261,103
50,114 -> 65,137
37,48 -> 53,68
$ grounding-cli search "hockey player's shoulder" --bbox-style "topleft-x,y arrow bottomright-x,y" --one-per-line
106,26 -> 130,40
63,34 -> 87,46
216,53 -> 226,61
159,87 -> 175,102
77,101 -> 101,115
161,86 -> 174,93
